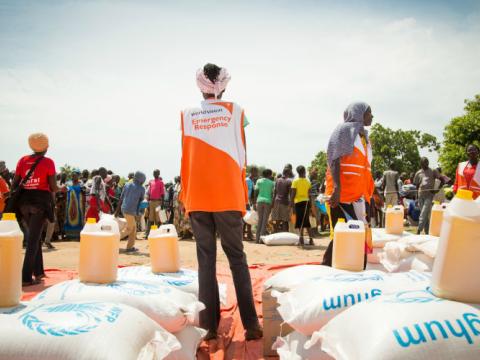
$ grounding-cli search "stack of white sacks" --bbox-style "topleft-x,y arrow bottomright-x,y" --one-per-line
0,267 -> 213,360
366,202 -> 447,272
269,191 -> 480,359
0,215 -> 219,360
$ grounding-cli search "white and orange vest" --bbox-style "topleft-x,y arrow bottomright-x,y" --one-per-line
180,99 -> 248,214
325,134 -> 374,204
455,161 -> 480,199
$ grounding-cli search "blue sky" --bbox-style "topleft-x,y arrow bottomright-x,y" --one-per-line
1,0 -> 479,180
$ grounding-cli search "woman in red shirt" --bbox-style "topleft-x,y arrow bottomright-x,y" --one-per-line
12,133 -> 60,286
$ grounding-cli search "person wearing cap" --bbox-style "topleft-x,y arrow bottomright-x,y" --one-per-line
0,161 -> 10,217
180,63 -> 262,341
115,171 -> 146,253
11,133 -> 60,286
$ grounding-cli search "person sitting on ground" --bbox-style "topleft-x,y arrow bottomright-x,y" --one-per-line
290,165 -> 315,246
253,169 -> 274,243
115,171 -> 146,253
271,168 -> 292,233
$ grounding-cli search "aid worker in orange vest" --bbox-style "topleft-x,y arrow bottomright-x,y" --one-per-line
453,144 -> 480,199
322,102 -> 383,267
180,63 -> 262,341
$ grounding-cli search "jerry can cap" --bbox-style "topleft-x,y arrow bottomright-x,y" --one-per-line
337,218 -> 345,223
433,201 -> 440,205
456,189 -> 473,201
151,225 -> 158,230
387,204 -> 393,208
1,213 -> 16,221
87,218 -> 97,224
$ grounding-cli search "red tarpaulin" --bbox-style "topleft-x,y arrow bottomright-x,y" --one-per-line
21,262 -> 321,360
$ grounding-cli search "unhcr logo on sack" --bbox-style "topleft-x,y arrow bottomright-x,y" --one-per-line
323,289 -> 382,311
393,313 -> 480,348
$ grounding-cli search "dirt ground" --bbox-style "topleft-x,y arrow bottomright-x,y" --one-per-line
37,233 -> 332,271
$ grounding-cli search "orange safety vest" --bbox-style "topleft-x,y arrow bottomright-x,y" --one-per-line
180,99 -> 248,215
455,161 -> 480,199
325,134 -> 374,204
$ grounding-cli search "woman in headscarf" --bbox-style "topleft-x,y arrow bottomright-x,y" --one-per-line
85,167 -> 111,222
11,133 -> 60,286
322,102 -> 383,267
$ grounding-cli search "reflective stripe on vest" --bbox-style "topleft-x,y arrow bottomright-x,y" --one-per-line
180,100 -> 248,214
325,134 -> 374,203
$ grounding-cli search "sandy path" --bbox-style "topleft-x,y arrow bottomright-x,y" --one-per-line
38,234 -> 331,270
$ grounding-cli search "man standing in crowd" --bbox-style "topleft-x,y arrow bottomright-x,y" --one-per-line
180,63 -> 262,341
145,169 -> 165,238
271,168 -> 292,233
115,171 -> 146,253
254,169 -> 274,243
382,163 -> 400,207
414,157 -> 444,234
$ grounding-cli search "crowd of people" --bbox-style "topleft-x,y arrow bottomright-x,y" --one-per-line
1,62 -> 478,342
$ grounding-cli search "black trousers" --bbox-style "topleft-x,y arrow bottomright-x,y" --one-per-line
189,211 -> 259,332
322,203 -> 368,268
20,204 -> 46,282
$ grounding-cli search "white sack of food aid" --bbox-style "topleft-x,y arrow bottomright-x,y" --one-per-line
411,237 -> 439,258
0,301 -> 180,360
397,234 -> 438,251
272,331 -> 332,360
307,289 -> 480,360
243,210 -> 258,225
166,326 -> 206,360
117,266 -> 228,305
263,265 -> 346,292
274,271 -> 431,335
378,242 -> 434,272
371,228 -> 412,248
31,279 -> 204,333
367,248 -> 384,264
261,232 -> 299,246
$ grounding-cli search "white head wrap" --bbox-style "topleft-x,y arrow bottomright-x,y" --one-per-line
196,67 -> 231,98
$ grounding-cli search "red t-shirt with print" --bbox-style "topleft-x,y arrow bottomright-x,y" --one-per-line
15,155 -> 56,191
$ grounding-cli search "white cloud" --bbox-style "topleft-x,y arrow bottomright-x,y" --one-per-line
0,1 -> 479,179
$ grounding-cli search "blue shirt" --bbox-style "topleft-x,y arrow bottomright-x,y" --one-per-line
121,182 -> 146,215
246,177 -> 254,200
